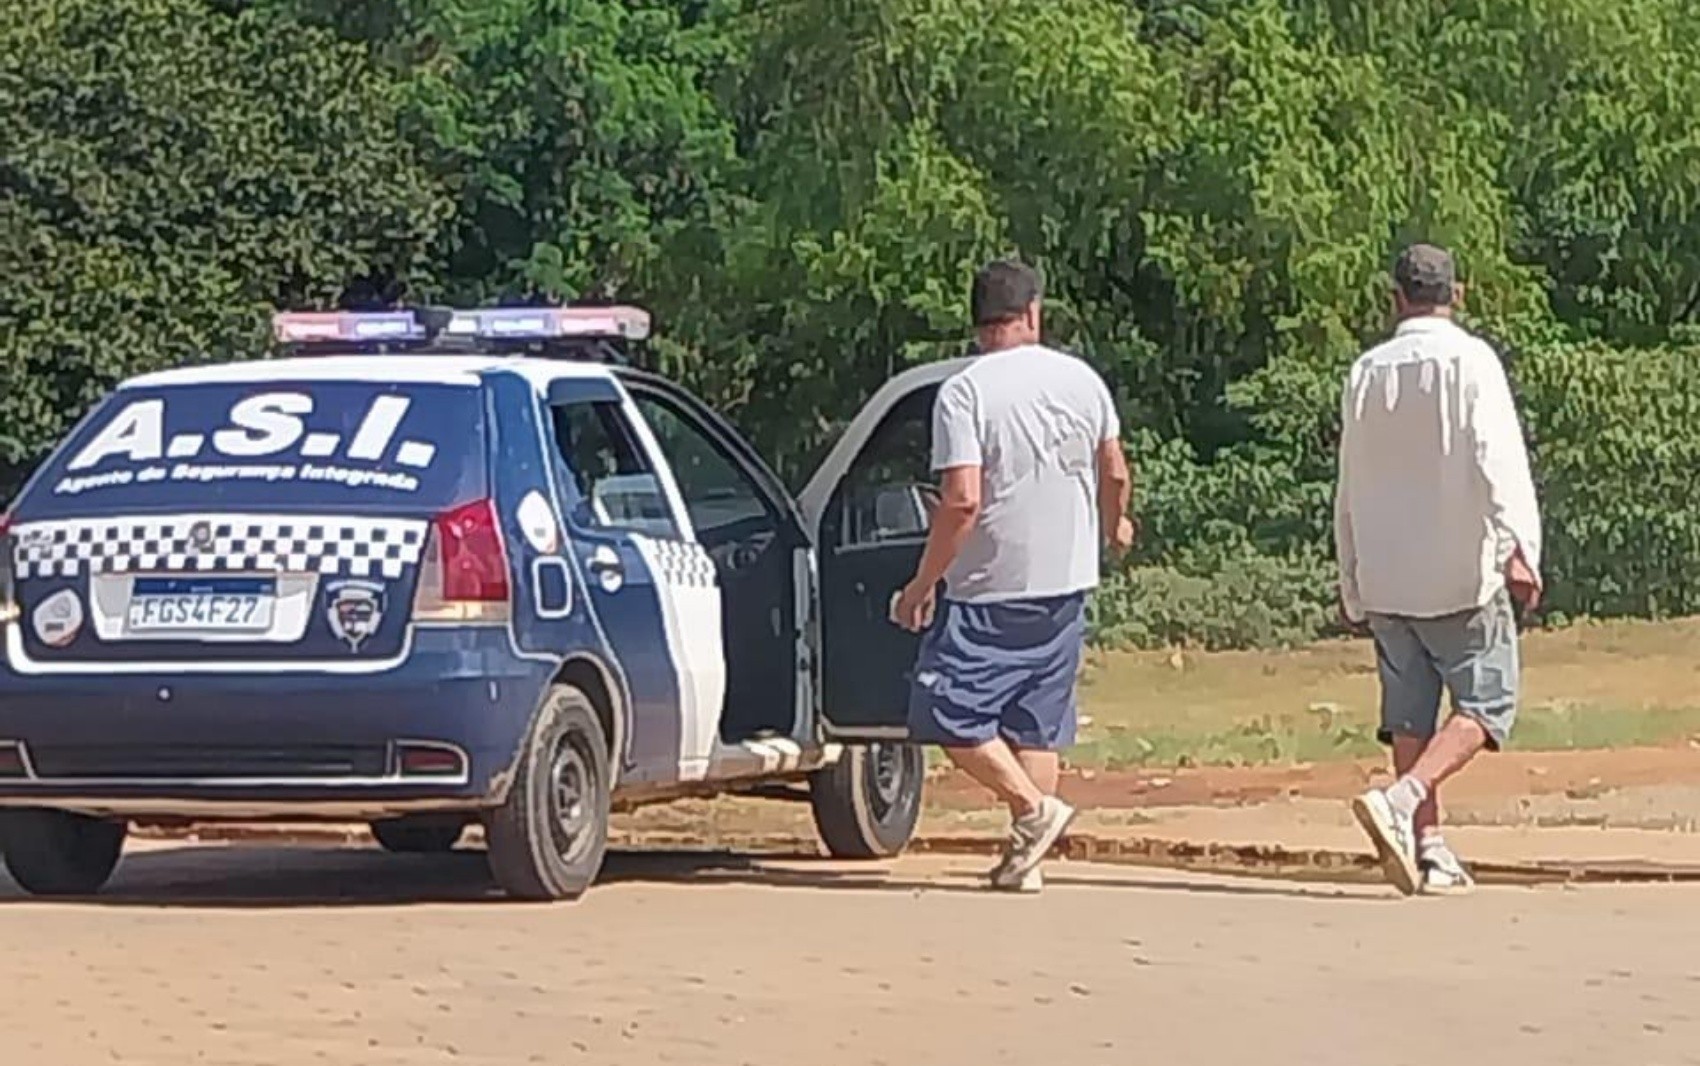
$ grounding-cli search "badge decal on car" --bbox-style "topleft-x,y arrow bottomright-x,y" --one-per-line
32,588 -> 84,648
326,579 -> 385,651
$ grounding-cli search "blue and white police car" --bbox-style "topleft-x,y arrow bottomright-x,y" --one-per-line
0,306 -> 969,900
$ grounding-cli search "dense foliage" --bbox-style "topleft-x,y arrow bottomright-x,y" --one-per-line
6,0 -> 1700,646
0,0 -> 448,478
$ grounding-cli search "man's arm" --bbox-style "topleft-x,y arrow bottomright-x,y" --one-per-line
1467,349 -> 1543,604
893,378 -> 981,631
1334,375 -> 1365,625
907,465 -> 982,593
1096,437 -> 1133,554
1091,374 -> 1134,555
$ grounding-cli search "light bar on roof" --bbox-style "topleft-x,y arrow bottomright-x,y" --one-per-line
273,311 -> 425,344
445,306 -> 652,342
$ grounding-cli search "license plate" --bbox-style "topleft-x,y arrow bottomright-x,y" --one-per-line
127,577 -> 276,634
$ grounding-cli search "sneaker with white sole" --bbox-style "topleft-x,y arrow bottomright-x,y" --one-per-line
992,866 -> 1043,893
986,832 -> 1045,893
1350,789 -> 1420,896
986,838 -> 1018,887
1419,844 -> 1476,896
1000,796 -> 1076,883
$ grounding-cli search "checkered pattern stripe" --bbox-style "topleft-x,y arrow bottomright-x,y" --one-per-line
13,514 -> 429,580
636,536 -> 717,589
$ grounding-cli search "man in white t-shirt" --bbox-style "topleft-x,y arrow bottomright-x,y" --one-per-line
1336,243 -> 1543,896
891,258 -> 1134,892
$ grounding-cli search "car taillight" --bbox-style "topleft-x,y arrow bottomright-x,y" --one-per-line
412,499 -> 512,623
0,513 -> 16,626
438,498 -> 511,602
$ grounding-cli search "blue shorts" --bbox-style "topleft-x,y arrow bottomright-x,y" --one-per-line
906,592 -> 1087,751
1367,589 -> 1520,750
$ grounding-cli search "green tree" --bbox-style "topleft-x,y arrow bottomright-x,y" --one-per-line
1296,0 -> 1700,342
271,0 -> 742,305
1516,339 -> 1700,618
11,0 -> 1700,647
0,0 -> 449,487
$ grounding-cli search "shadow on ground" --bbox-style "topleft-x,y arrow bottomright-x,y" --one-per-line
0,844 -> 1369,909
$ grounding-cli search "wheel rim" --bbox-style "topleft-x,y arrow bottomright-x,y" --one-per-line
546,732 -> 597,864
865,742 -> 914,822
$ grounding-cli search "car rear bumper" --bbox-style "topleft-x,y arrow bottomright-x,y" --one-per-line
0,792 -> 499,823
0,626 -> 556,820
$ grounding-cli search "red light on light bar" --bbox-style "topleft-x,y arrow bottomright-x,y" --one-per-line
274,313 -> 345,342
273,311 -> 425,344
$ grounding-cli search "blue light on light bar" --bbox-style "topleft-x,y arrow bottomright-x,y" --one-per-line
273,311 -> 425,344
445,306 -> 652,342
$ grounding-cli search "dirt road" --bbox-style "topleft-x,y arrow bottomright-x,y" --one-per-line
3,843 -> 1697,1066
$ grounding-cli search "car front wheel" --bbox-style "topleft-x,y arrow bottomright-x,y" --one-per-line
808,742 -> 925,859
484,684 -> 611,901
0,809 -> 127,896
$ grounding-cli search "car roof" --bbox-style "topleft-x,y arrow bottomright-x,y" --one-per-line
123,355 -> 621,390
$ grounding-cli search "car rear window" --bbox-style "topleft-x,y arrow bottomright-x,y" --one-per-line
17,379 -> 486,518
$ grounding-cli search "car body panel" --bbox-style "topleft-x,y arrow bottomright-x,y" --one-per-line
0,349 -> 960,820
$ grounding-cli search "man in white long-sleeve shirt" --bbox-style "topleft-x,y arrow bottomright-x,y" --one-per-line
1336,243 -> 1543,897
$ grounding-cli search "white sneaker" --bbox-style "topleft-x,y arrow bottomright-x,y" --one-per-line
990,864 -> 1044,893
1420,844 -> 1476,896
1350,789 -> 1419,896
1000,796 -> 1075,883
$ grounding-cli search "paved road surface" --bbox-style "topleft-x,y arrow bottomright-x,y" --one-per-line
2,843 -> 1697,1065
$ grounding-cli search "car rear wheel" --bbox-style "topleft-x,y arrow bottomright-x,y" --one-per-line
0,809 -> 127,896
369,816 -> 467,854
809,742 -> 925,859
484,684 -> 611,901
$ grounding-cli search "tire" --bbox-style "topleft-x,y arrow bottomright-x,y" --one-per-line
808,742 -> 925,859
484,685 -> 611,901
369,816 -> 467,854
0,810 -> 127,896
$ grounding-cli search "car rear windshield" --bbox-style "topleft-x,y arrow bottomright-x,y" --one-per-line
18,379 -> 487,518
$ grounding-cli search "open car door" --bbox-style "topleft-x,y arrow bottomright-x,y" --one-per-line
796,358 -> 976,739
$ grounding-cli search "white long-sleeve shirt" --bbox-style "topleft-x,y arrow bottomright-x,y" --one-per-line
1334,316 -> 1542,622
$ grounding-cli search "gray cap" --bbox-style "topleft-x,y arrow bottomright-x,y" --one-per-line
1392,244 -> 1456,306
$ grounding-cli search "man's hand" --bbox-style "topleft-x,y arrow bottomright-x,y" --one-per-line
891,580 -> 937,633
1107,514 -> 1137,559
1337,591 -> 1369,637
1505,550 -> 1542,613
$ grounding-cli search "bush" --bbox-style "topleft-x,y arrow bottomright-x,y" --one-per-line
1515,340 -> 1700,618
1090,551 -> 1336,651
1101,328 -> 1700,648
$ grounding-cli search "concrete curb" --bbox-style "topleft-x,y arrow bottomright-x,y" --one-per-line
128,823 -> 1700,886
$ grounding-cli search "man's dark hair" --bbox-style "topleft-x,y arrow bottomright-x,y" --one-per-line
1393,243 -> 1457,307
971,258 -> 1043,326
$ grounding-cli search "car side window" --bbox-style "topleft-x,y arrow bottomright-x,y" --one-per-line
550,400 -> 683,540
836,386 -> 939,548
631,394 -> 772,542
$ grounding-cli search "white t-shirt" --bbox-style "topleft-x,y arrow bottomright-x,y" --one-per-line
1334,316 -> 1543,621
931,345 -> 1120,603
